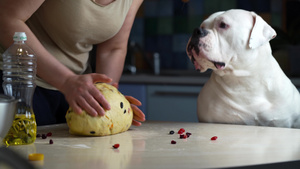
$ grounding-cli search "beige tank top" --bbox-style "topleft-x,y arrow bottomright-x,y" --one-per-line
25,0 -> 133,90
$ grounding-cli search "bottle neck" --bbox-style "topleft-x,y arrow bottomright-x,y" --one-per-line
14,40 -> 26,44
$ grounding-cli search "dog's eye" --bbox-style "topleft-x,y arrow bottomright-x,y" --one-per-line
219,22 -> 228,29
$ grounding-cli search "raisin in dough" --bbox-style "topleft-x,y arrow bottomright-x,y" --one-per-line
65,83 -> 133,136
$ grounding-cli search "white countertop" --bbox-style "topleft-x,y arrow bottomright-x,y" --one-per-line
8,121 -> 300,169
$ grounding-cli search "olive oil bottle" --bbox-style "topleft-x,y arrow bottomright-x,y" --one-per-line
2,32 -> 37,145
3,114 -> 37,145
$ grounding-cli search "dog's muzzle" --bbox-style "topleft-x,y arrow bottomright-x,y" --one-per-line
187,27 -> 226,70
187,28 -> 208,56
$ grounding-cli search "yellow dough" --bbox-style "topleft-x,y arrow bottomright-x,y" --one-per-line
65,83 -> 133,136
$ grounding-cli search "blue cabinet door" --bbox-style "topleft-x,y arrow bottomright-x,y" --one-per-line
147,85 -> 201,122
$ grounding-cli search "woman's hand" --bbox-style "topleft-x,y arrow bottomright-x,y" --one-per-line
60,73 -> 112,117
112,83 -> 145,126
125,96 -> 145,126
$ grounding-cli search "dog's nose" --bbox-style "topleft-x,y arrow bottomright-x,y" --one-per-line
187,27 -> 207,57
193,27 -> 208,38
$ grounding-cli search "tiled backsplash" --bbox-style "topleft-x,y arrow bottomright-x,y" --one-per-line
127,0 -> 282,72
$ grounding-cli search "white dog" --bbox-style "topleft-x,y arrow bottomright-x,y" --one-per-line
186,9 -> 300,128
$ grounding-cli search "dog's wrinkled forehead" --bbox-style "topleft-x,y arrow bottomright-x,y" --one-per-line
201,11 -> 225,28
201,10 -> 253,30
200,9 -> 276,49
201,12 -> 224,27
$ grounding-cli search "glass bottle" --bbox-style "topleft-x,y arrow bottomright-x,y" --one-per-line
2,32 -> 37,145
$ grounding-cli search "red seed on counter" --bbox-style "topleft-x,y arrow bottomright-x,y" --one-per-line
46,132 -> 52,136
211,136 -> 218,140
49,139 -> 54,144
177,128 -> 185,134
112,144 -> 120,149
42,134 -> 47,139
180,134 -> 187,139
171,140 -> 176,144
186,132 -> 192,137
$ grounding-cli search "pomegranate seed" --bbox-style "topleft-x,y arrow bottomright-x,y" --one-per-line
42,134 -> 47,139
46,132 -> 52,136
171,140 -> 176,144
186,132 -> 192,137
211,136 -> 218,140
180,134 -> 187,139
169,130 -> 175,135
36,134 -> 41,138
112,144 -> 120,149
178,128 -> 185,134
49,139 -> 54,144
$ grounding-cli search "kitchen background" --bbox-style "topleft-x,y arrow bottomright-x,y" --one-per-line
125,0 -> 300,76
118,0 -> 300,122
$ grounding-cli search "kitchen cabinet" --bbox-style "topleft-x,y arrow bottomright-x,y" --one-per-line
119,83 -> 202,122
119,74 -> 207,122
146,85 -> 201,122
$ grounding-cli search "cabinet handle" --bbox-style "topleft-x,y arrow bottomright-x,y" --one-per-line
154,91 -> 199,97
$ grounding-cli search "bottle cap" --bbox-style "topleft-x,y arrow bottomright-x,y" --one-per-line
28,153 -> 44,161
13,32 -> 27,41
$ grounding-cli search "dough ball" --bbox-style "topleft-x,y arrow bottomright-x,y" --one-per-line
65,83 -> 133,136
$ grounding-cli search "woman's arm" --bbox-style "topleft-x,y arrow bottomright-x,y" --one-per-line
0,0 -> 112,117
95,0 -> 144,83
0,0 -> 44,48
95,0 -> 145,125
0,0 -> 76,91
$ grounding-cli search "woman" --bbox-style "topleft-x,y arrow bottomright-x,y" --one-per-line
0,0 -> 145,126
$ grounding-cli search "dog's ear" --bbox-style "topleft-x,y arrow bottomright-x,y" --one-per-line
248,12 -> 276,49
